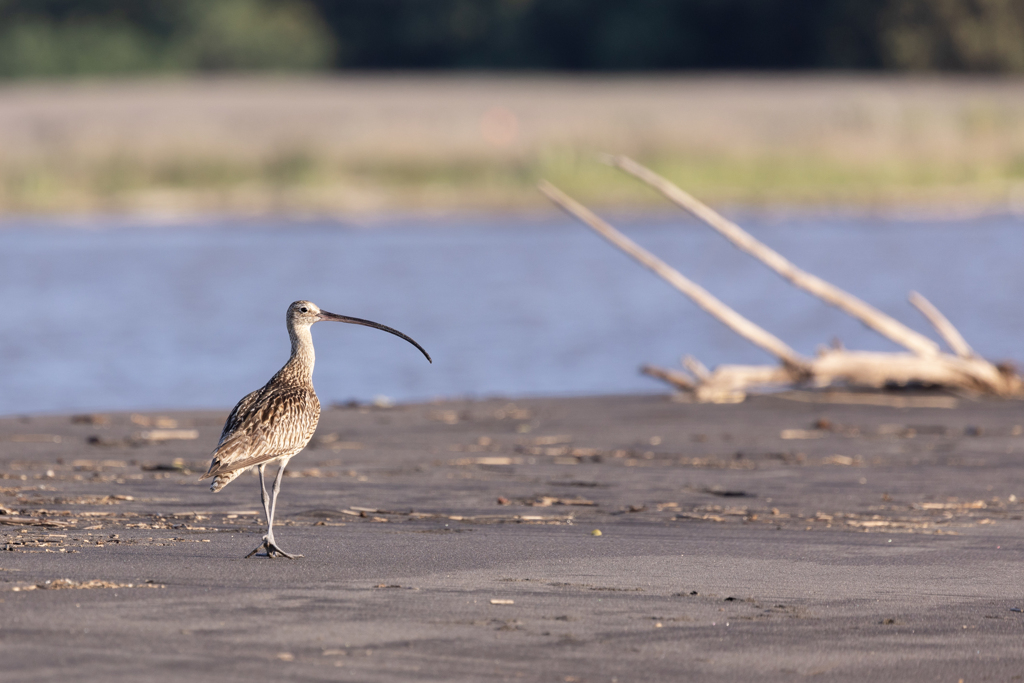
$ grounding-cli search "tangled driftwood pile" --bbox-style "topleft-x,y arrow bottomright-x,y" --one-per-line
540,156 -> 1022,403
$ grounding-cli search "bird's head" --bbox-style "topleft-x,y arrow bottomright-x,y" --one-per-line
286,300 -> 432,363
287,300 -> 323,328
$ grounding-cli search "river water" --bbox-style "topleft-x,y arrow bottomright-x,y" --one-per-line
1,211 -> 1021,416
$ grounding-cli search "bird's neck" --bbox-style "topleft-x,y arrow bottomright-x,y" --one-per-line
286,323 -> 315,379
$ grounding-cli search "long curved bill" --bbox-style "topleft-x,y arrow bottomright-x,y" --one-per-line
318,311 -> 432,363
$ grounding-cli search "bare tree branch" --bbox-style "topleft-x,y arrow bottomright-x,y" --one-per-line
605,154 -> 943,358
641,365 -> 695,390
908,291 -> 975,359
538,180 -> 811,372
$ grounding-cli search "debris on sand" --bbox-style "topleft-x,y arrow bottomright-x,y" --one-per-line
10,578 -> 164,591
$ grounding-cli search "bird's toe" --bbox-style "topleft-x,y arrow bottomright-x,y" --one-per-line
267,542 -> 302,559
244,536 -> 301,559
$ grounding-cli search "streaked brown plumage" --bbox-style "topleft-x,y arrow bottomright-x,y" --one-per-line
201,300 -> 431,559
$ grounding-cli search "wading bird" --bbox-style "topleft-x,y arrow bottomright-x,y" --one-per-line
201,300 -> 431,558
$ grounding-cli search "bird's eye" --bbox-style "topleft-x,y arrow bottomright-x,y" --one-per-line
300,307 -> 308,313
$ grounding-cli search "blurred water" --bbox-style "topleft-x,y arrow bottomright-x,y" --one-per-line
0,211 -> 1022,416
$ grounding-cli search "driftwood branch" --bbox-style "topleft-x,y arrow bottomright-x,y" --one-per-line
645,362 -> 793,403
540,170 -> 1022,402
605,155 -> 942,358
682,355 -> 711,381
641,364 -> 696,390
908,291 -> 975,359
537,180 -> 811,373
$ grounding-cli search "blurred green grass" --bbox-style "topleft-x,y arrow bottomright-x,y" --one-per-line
2,76 -> 1024,214
4,150 -> 1023,214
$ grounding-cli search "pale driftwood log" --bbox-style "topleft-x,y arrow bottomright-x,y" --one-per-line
645,362 -> 794,403
605,155 -> 942,358
538,180 -> 812,373
908,291 -> 975,359
540,176 -> 1022,401
807,349 -> 1013,392
645,350 -> 1019,400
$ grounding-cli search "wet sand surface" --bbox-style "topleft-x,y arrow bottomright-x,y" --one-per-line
2,393 -> 1023,681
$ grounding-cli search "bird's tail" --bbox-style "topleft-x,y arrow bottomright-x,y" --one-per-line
206,469 -> 244,492
200,453 -> 245,492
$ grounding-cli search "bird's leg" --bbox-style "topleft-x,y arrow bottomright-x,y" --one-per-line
245,464 -> 276,558
261,461 -> 302,559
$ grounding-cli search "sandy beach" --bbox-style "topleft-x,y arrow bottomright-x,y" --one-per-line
2,392 -> 1023,681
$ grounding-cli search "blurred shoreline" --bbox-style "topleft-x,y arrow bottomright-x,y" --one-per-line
2,73 -> 1024,216
0,203 -> 1020,230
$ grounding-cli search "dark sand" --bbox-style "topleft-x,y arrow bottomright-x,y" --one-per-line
2,393 -> 1023,681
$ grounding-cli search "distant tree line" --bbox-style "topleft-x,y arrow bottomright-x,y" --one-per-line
1,0 -> 1022,77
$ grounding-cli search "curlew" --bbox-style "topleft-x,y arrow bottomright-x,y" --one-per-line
201,300 -> 431,558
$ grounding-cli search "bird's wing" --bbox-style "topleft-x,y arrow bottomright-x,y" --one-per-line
201,386 -> 319,479
217,387 -> 263,445
200,429 -> 272,480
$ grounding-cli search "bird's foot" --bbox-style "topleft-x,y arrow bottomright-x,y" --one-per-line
245,536 -> 302,559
